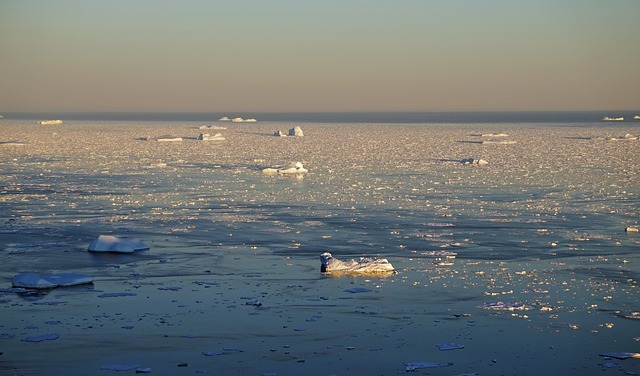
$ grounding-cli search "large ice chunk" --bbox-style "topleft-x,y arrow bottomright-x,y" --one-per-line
87,235 -> 149,253
262,162 -> 308,175
320,252 -> 394,275
12,272 -> 93,289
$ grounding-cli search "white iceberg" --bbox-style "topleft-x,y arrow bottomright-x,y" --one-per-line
273,130 -> 286,137
87,235 -> 149,253
12,272 -> 93,289
262,162 -> 308,175
37,120 -> 63,125
460,158 -> 488,165
232,117 -> 245,123
197,133 -> 225,141
156,136 -> 183,142
288,126 -> 304,136
219,116 -> 231,121
320,252 -> 395,275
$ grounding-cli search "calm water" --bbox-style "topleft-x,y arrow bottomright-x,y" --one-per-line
0,118 -> 638,375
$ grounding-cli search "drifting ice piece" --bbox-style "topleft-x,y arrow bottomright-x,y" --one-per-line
37,120 -> 63,125
12,272 -> 93,289
197,133 -> 225,141
288,126 -> 304,136
460,158 -> 488,165
87,235 -> 149,253
262,162 -> 308,175
320,252 -> 394,274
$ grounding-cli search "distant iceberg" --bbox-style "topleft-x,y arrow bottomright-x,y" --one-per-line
232,117 -> 245,123
634,115 -> 640,120
288,126 -> 304,136
37,120 -> 63,125
262,162 -> 308,175
197,132 -> 225,141
320,252 -> 394,275
88,235 -> 149,253
460,158 -> 488,165
603,116 -> 624,121
146,135 -> 183,142
219,116 -> 231,121
12,272 -> 93,289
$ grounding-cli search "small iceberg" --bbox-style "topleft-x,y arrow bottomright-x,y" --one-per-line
87,235 -> 149,253
12,272 -> 93,289
273,130 -> 286,137
603,116 -> 624,121
145,135 -> 183,142
219,116 -> 231,121
288,126 -> 304,136
405,361 -> 453,371
460,158 -> 488,165
37,120 -> 63,125
232,117 -> 245,123
262,162 -> 308,175
481,133 -> 508,137
21,333 -> 60,342
634,115 -> 640,120
197,132 -> 225,141
199,125 -> 227,130
320,252 -> 395,275
0,140 -> 26,146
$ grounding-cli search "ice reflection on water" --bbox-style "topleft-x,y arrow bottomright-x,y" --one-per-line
0,121 -> 638,374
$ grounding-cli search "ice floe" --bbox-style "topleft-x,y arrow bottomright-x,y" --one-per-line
87,235 -> 149,253
11,272 -> 93,289
436,342 -> 465,351
460,158 -> 488,165
197,132 -> 225,141
21,333 -> 60,342
320,252 -> 395,275
262,162 -> 308,175
288,126 -> 304,136
404,361 -> 453,371
37,120 -> 63,125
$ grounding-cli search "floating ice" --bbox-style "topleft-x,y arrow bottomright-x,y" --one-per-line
11,273 -> 93,289
262,162 -> 308,175
197,132 -> 225,141
21,333 -> 60,342
321,252 -> 394,275
99,364 -> 140,371
478,301 -> 534,311
599,352 -> 640,359
98,292 -> 137,298
88,235 -> 149,253
625,226 -> 639,233
405,361 -> 453,371
288,126 -> 304,136
344,287 -> 371,293
460,158 -> 488,165
436,342 -> 464,351
37,120 -> 63,125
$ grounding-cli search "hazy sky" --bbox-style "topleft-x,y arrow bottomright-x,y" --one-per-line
1,0 -> 639,112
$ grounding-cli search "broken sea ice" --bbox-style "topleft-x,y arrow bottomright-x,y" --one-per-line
405,361 -> 453,371
87,235 -> 149,253
21,333 -> 60,342
11,273 -> 93,289
436,342 -> 464,351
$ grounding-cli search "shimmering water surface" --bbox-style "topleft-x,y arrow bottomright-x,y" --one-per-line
0,118 -> 638,375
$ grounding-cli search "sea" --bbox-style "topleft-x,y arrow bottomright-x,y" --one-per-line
0,111 -> 638,375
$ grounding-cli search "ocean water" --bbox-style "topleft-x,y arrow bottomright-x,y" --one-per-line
0,116 -> 639,375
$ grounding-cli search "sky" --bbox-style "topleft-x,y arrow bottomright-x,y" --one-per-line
1,0 -> 639,113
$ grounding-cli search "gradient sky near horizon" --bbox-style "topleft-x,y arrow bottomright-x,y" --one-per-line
1,0 -> 639,113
